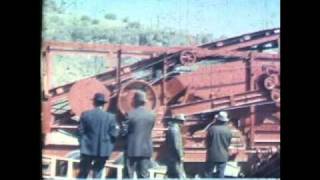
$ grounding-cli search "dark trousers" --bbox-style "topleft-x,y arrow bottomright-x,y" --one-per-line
167,160 -> 186,178
125,157 -> 151,178
77,154 -> 108,179
166,155 -> 186,178
205,161 -> 227,178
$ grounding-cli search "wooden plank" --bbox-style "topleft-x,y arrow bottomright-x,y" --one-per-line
44,41 -> 186,55
50,125 -> 78,129
117,166 -> 123,180
101,167 -> 107,180
50,157 -> 56,178
67,161 -> 73,178
43,155 -> 124,179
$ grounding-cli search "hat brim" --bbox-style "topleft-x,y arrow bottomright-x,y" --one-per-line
217,117 -> 229,122
174,118 -> 186,121
136,99 -> 147,102
91,98 -> 108,103
134,97 -> 147,104
173,116 -> 186,121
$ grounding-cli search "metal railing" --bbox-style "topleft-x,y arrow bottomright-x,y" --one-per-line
42,155 -> 123,180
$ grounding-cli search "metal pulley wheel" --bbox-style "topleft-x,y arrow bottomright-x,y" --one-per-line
271,88 -> 280,103
118,80 -> 158,115
179,50 -> 197,65
264,74 -> 279,90
265,67 -> 279,76
68,78 -> 111,117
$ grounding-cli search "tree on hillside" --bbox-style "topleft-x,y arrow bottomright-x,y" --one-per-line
91,19 -> 99,25
123,17 -> 129,23
216,35 -> 228,41
201,34 -> 213,44
42,1 -> 218,46
138,33 -> 150,45
44,0 -> 63,13
44,0 -> 81,13
81,15 -> 91,22
104,13 -> 117,20
127,22 -> 141,29
80,15 -> 94,26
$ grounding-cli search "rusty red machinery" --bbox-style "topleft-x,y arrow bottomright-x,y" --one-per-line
41,28 -> 280,177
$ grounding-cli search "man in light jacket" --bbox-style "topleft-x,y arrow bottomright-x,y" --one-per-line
205,111 -> 232,178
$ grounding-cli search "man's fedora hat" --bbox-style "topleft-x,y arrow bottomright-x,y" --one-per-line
133,90 -> 147,103
215,111 -> 229,122
92,93 -> 107,103
172,114 -> 186,121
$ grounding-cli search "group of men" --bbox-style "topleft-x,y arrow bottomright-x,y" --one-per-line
77,90 -> 232,179
165,111 -> 232,178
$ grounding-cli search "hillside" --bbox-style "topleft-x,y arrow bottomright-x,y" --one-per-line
42,0 -> 216,87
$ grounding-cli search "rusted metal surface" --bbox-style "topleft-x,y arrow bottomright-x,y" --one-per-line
173,60 -> 250,100
264,74 -> 278,90
169,90 -> 271,116
179,50 -> 197,65
271,88 -> 280,103
247,149 -> 280,177
43,41 -> 188,57
44,45 -> 279,102
68,78 -> 111,116
42,28 -> 280,176
200,28 -> 279,50
43,49 -> 53,97
116,50 -> 122,91
117,80 -> 158,115
42,100 -> 52,134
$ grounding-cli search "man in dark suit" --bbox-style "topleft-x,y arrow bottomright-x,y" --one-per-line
166,114 -> 187,178
77,93 -> 119,179
205,111 -> 232,178
125,90 -> 156,178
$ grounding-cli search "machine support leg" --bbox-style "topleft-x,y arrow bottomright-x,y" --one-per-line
117,49 -> 122,91
162,54 -> 168,105
250,105 -> 255,148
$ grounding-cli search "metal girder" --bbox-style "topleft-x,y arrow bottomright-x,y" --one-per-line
42,28 -> 280,169
43,41 -> 188,55
207,35 -> 279,52
200,28 -> 280,49
169,90 -> 270,116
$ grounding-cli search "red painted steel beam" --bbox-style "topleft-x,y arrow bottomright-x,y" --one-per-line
192,49 -> 280,61
42,49 -> 53,97
169,90 -> 270,116
44,41 -> 188,55
254,124 -> 280,132
200,28 -> 279,49
43,27 -> 279,64
42,30 -> 280,99
42,33 -> 280,92
208,35 -> 279,52
42,100 -> 52,134
47,63 -> 133,98
45,53 -> 279,110
254,53 -> 280,60
249,106 -> 255,148
47,50 -> 152,60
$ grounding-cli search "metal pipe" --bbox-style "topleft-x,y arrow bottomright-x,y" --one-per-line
117,49 -> 122,91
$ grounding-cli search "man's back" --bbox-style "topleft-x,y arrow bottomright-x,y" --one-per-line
166,123 -> 183,159
207,124 -> 232,162
127,106 -> 155,157
79,108 -> 118,157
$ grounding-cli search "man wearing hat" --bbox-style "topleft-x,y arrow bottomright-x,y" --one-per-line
205,111 -> 232,178
125,90 -> 156,178
166,114 -> 187,178
77,93 -> 119,179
